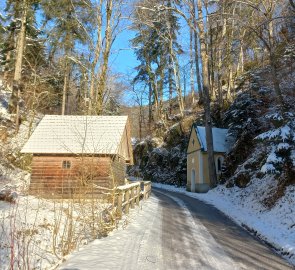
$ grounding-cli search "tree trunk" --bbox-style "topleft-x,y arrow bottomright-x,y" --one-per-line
190,27 -> 195,104
169,40 -> 184,117
168,57 -> 173,114
96,0 -> 113,115
268,20 -> 284,106
61,60 -> 70,115
139,100 -> 143,140
236,29 -> 246,75
208,25 -> 216,100
227,67 -> 233,101
148,82 -> 152,131
191,0 -> 202,102
197,0 -> 217,187
9,0 -> 27,132
89,0 -> 103,115
269,50 -> 284,106
217,15 -> 227,108
217,49 -> 223,107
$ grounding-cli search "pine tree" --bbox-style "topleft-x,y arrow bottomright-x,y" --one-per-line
132,0 -> 183,125
2,0 -> 41,132
256,111 -> 295,185
41,0 -> 93,115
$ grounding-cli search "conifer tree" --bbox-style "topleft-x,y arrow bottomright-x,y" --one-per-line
41,0 -> 93,115
3,0 -> 41,131
132,0 -> 183,124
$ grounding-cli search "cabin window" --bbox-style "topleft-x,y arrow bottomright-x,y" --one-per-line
192,139 -> 195,146
62,160 -> 71,169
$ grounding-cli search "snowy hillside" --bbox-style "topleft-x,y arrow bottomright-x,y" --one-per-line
129,114 -> 200,185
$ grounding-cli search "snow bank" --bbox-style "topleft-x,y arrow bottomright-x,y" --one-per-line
153,180 -> 295,266
0,195 -> 111,269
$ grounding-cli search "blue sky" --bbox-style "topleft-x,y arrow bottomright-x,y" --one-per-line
109,30 -> 139,75
0,0 -> 191,77
109,15 -> 191,74
0,0 -> 195,104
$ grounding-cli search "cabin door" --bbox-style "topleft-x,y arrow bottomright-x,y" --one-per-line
191,169 -> 196,192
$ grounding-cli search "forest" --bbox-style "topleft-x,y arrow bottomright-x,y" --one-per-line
0,0 -> 294,268
0,0 -> 294,197
1,0 -> 294,184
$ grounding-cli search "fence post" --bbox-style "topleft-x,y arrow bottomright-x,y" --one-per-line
125,189 -> 130,214
117,190 -> 123,217
130,187 -> 135,209
136,185 -> 140,206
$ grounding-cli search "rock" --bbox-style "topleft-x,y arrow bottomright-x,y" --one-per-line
235,172 -> 251,188
129,112 -> 199,185
180,116 -> 195,133
164,123 -> 183,147
0,188 -> 18,203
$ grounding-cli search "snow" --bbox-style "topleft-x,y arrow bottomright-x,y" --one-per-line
153,181 -> 295,266
195,126 -> 230,153
266,112 -> 284,121
281,126 -> 292,141
0,195 -> 110,269
21,115 -> 129,155
0,87 -> 12,120
256,124 -> 292,142
152,147 -> 169,156
58,198 -> 161,270
131,137 -> 138,146
277,143 -> 291,150
261,163 -> 277,174
59,193 -> 243,270
127,176 -> 143,182
266,148 -> 282,164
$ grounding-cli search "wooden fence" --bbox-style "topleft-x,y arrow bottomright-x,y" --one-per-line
116,181 -> 151,217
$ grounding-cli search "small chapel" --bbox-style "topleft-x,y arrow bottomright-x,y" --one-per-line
187,125 -> 230,193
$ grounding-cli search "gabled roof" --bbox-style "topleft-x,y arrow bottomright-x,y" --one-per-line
21,115 -> 129,156
195,126 -> 229,153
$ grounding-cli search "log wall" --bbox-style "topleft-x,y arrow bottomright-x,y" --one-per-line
30,155 -> 126,198
111,156 -> 126,186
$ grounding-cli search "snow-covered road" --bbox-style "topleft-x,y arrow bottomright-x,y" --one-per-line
59,189 -> 293,270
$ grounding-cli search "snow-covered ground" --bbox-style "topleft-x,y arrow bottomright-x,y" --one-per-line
153,180 -> 295,266
0,194 -> 112,269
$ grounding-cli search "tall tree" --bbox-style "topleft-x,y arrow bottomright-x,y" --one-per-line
42,0 -> 92,115
132,0 -> 183,124
4,0 -> 40,132
196,0 -> 218,187
88,0 -> 124,115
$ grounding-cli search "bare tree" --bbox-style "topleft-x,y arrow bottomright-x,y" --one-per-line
195,0 -> 217,186
89,0 -> 124,115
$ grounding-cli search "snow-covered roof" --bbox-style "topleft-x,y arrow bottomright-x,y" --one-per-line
195,126 -> 229,153
21,115 -> 129,155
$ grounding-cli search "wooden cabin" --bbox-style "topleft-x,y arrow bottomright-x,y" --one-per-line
187,125 -> 230,193
21,115 -> 133,198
